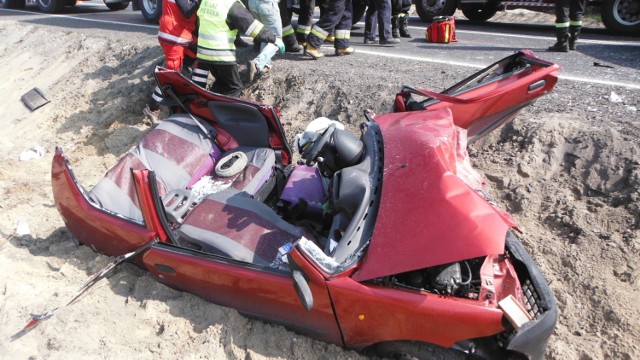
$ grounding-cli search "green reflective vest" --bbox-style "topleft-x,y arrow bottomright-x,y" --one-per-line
197,0 -> 238,63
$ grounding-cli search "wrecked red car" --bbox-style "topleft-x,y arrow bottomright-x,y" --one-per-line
51,50 -> 559,359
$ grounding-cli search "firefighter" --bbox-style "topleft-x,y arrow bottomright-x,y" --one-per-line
191,0 -> 278,97
279,0 -> 303,52
391,0 -> 412,38
144,0 -> 200,123
548,0 -> 584,52
295,0 -> 316,47
304,0 -> 354,59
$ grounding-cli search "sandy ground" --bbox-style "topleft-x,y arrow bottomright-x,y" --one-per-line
0,12 -> 638,360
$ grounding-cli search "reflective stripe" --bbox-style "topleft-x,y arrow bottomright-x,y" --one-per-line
199,32 -> 234,43
192,68 -> 208,76
296,24 -> 311,34
283,25 -> 294,37
197,47 -> 236,62
555,22 -> 570,28
152,93 -> 164,102
310,25 -> 328,39
192,74 -> 208,83
245,20 -> 264,38
570,20 -> 582,26
158,31 -> 192,44
335,29 -> 350,39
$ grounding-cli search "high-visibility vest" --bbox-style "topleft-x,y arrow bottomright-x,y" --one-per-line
197,0 -> 238,63
158,0 -> 196,46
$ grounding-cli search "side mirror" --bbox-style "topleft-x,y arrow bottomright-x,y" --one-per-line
288,253 -> 314,311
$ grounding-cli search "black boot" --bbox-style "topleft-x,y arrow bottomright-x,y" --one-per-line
391,16 -> 400,39
547,27 -> 569,52
399,15 -> 412,38
283,33 -> 303,53
569,25 -> 581,51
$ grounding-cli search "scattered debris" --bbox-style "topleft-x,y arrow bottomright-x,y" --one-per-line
608,92 -> 623,103
15,219 -> 30,236
21,87 -> 50,111
593,62 -> 614,69
19,144 -> 46,161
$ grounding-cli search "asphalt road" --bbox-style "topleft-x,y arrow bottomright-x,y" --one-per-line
1,1 -> 639,89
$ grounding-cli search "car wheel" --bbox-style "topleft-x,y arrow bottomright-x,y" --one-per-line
105,0 -> 130,10
140,0 -> 162,23
375,341 -> 468,360
2,0 -> 26,8
415,0 -> 458,22
601,0 -> 640,35
36,0 -> 64,13
461,3 -> 499,22
352,0 -> 367,25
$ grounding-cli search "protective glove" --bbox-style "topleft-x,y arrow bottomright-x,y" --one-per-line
275,38 -> 285,55
256,27 -> 276,44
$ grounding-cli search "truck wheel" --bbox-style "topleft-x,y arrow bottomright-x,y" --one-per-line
105,1 -> 129,10
461,3 -> 499,21
3,0 -> 26,8
140,0 -> 162,23
601,0 -> 640,35
415,0 -> 458,21
375,341 -> 467,360
36,0 -> 64,13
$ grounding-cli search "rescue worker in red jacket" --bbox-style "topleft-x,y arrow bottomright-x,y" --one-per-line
144,0 -> 200,123
304,0 -> 354,59
191,0 -> 277,97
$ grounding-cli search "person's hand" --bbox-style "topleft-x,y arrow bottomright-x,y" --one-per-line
275,38 -> 285,55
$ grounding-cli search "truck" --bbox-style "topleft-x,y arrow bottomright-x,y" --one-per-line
411,0 -> 639,35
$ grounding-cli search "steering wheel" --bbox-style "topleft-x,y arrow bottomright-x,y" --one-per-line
303,124 -> 336,166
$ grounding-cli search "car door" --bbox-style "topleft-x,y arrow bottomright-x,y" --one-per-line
393,50 -> 559,143
141,242 -> 343,345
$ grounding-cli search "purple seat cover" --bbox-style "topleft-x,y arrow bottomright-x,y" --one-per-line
280,165 -> 326,213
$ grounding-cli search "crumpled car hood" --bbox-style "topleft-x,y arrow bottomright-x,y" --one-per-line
352,108 -> 515,282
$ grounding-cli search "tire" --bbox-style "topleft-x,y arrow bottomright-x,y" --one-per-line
352,0 -> 367,25
415,0 -> 458,22
3,0 -> 26,8
140,0 -> 162,23
601,0 -> 640,35
65,0 -> 76,6
461,3 -> 499,21
375,341 -> 468,360
36,0 -> 64,13
105,0 -> 130,10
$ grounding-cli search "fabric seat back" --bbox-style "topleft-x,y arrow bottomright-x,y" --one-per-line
88,114 -> 221,222
178,189 -> 308,266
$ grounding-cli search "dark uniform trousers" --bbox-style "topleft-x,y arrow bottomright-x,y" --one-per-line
554,0 -> 585,23
307,0 -> 353,49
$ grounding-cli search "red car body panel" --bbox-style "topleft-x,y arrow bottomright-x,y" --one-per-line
142,244 -> 343,345
327,277 -> 505,349
51,148 -> 155,256
353,108 -> 511,282
153,69 -> 292,164
395,50 -> 560,141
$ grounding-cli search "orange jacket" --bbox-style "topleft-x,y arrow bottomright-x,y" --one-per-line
158,0 -> 199,46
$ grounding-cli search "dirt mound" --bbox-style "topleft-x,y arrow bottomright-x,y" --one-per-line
0,19 -> 638,359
